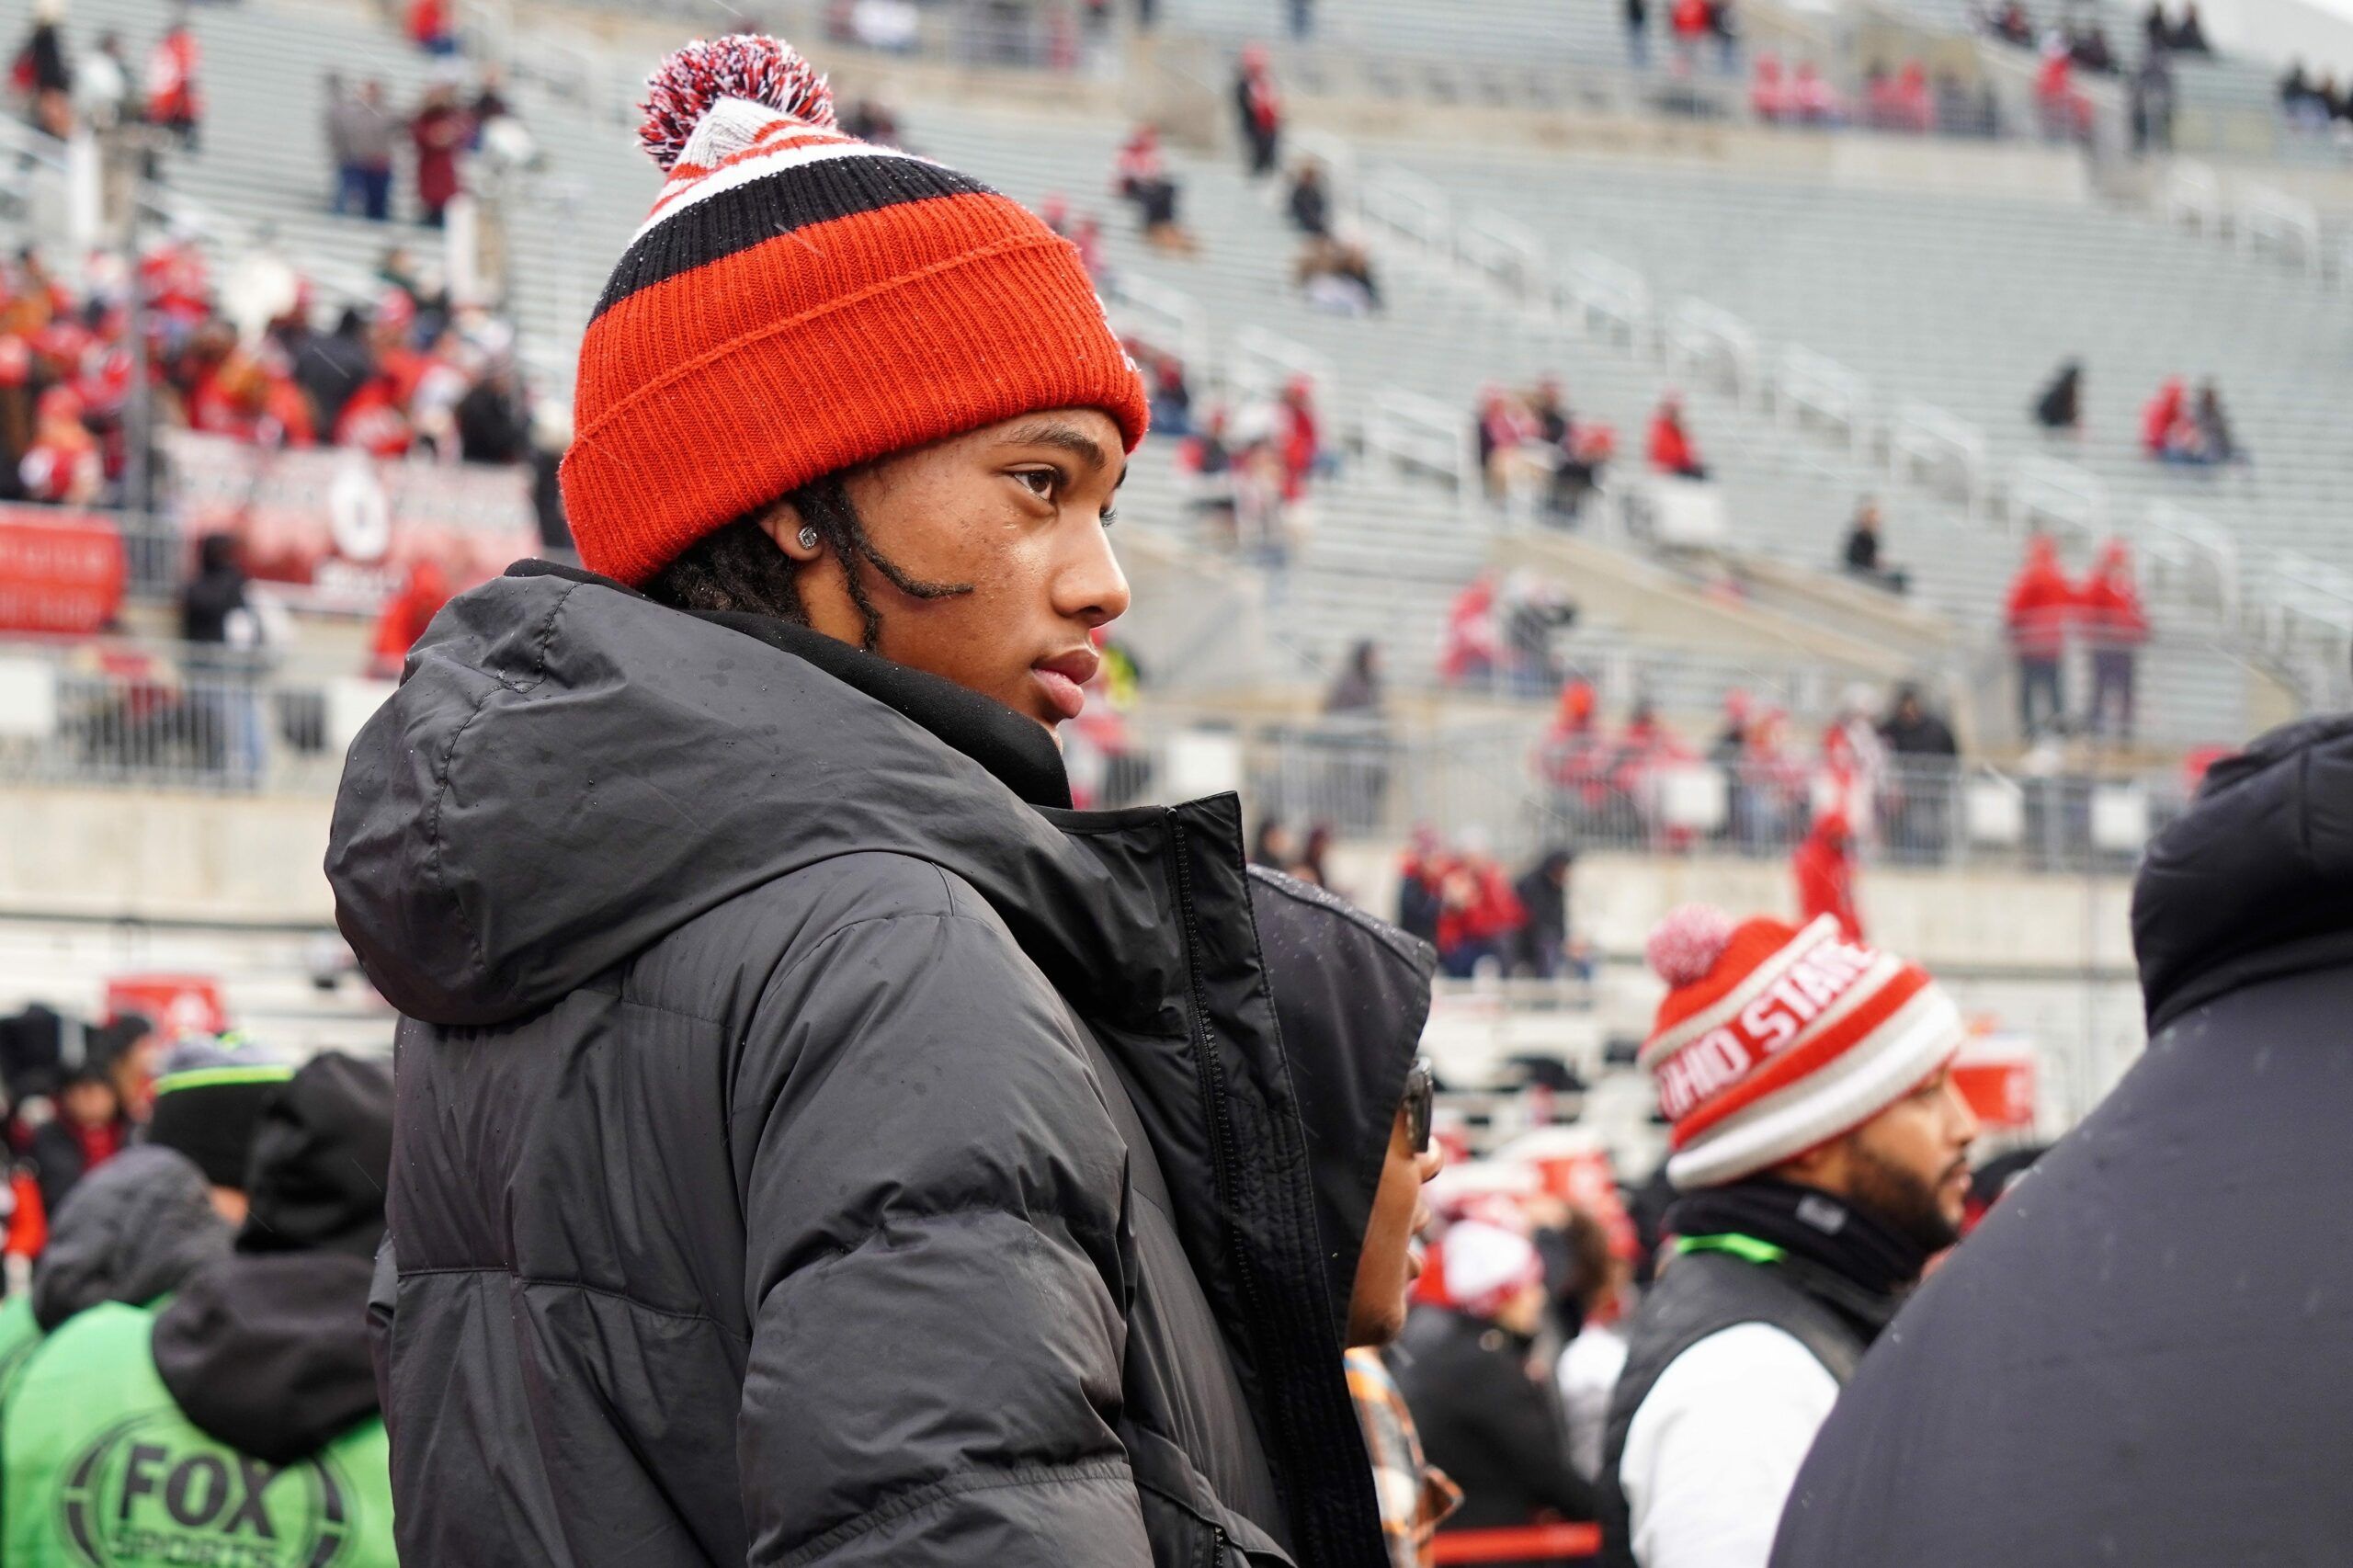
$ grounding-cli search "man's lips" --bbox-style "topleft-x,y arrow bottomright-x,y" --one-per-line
1032,649 -> 1100,722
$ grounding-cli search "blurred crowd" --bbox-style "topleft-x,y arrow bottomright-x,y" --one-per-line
1,239 -> 551,510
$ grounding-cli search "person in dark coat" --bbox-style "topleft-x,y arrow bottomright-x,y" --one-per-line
28,1062 -> 129,1219
2031,358 -> 2082,433
1233,46 -> 1283,176
1393,1219 -> 1595,1564
1513,848 -> 1576,979
1879,685 -> 1959,860
292,306 -> 375,431
329,38 -> 1412,1568
1771,712 -> 2353,1568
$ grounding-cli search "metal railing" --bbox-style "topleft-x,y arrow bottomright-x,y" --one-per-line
1098,708 -> 2190,875
0,642 -> 384,795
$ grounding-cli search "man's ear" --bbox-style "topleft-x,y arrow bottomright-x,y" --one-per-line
758,496 -> 824,562
1774,1136 -> 1848,1192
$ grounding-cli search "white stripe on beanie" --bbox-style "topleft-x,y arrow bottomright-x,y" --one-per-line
1665,985 -> 1966,1189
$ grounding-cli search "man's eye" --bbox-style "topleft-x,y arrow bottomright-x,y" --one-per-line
1016,470 -> 1057,500
1099,505 -> 1119,528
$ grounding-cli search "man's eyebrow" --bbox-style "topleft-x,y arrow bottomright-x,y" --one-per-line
1005,420 -> 1111,475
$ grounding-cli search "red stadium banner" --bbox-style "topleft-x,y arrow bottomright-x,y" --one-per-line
105,973 -> 230,1039
164,431 -> 537,614
0,507 -> 127,634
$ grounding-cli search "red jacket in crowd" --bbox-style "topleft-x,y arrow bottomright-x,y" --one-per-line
145,27 -> 199,125
1436,859 -> 1527,955
2004,536 -> 2075,660
1647,403 -> 1699,475
1793,812 -> 1863,943
2078,541 -> 2150,653
369,560 -> 455,678
2141,377 -> 2187,456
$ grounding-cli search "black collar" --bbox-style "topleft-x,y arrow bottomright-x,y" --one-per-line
1666,1176 -> 1932,1321
506,560 -> 1073,809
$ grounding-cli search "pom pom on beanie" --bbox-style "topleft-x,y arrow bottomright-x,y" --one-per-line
637,35 -> 835,171
1646,903 -> 1736,988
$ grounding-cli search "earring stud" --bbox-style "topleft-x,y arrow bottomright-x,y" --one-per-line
796,525 -> 820,551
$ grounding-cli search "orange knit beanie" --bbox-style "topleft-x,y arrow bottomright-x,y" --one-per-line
560,36 -> 1151,586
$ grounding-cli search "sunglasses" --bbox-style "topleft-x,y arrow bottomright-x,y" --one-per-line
1403,1057 -> 1435,1155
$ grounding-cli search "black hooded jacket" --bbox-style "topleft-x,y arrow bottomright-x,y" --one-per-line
326,563 -> 1426,1568
151,1051 -> 393,1467
1771,712 -> 2353,1567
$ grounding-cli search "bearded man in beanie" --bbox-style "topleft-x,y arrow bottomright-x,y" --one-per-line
1598,907 -> 1979,1568
330,35 -> 1409,1568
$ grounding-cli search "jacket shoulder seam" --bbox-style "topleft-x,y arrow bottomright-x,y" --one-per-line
774,1459 -> 1134,1567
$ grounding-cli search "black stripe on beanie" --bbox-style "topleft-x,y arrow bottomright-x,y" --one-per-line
592,154 -> 996,322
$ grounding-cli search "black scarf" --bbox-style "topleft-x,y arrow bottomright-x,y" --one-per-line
1665,1177 -> 1930,1335
505,561 -> 1075,809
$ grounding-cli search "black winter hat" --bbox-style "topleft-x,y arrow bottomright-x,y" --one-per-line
237,1051 -> 393,1258
145,1036 -> 294,1191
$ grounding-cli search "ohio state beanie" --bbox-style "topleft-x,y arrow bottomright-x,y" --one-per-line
1641,906 -> 1964,1188
561,35 -> 1151,586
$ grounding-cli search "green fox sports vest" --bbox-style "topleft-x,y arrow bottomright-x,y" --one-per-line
0,1302 -> 393,1568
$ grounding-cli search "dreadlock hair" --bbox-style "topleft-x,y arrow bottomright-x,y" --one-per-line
642,472 -> 974,651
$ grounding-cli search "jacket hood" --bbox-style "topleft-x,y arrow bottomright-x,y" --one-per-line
238,1051 -> 393,1258
327,564 -> 1188,1029
30,1145 -> 233,1331
2132,712 -> 2353,1031
152,1251 -> 379,1465
1245,868 -> 1434,1344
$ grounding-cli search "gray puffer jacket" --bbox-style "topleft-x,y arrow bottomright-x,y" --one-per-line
328,563 -> 1428,1568
31,1144 -> 232,1333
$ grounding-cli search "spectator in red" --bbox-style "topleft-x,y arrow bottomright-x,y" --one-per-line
2140,374 -> 2188,457
411,79 -> 472,228
29,1061 -> 129,1219
1646,392 -> 1708,479
1113,125 -> 1195,254
1752,53 -> 1792,119
1441,573 -> 1502,687
1671,0 -> 1710,71
1277,374 -> 1322,499
408,0 -> 458,55
139,233 -> 212,338
1233,45 -> 1283,177
369,559 -> 455,679
17,385 -> 100,504
1435,833 -> 1527,979
188,347 -> 316,449
1867,61 -> 1934,131
1537,677 -> 1611,815
1792,60 -> 1843,122
2036,42 -> 2091,141
145,6 -> 202,150
1792,810 -> 1864,942
2006,534 -> 2075,739
2079,539 -> 2149,742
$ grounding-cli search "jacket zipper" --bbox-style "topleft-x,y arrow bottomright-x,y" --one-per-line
1165,813 -> 1278,1382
